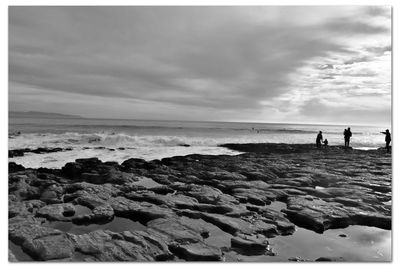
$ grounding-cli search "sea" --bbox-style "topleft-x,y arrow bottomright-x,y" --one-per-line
8,116 -> 390,169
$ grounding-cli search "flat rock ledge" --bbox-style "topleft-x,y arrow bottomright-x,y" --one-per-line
9,143 -> 391,261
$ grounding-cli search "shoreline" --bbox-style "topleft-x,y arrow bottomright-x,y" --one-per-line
9,143 -> 392,262
8,142 -> 387,167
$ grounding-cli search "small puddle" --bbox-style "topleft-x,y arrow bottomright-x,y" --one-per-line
43,216 -> 146,235
315,186 -> 325,190
9,240 -> 33,261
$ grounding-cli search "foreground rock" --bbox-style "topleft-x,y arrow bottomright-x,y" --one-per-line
69,230 -> 173,261
8,143 -> 391,261
284,195 -> 391,233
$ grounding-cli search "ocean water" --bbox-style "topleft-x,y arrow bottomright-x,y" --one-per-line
9,117 -> 389,168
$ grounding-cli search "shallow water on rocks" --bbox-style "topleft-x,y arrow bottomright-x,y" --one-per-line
9,240 -> 33,261
224,201 -> 390,262
223,225 -> 391,262
225,225 -> 391,262
266,225 -> 391,262
43,216 -> 146,235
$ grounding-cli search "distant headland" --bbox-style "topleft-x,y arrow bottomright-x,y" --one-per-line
9,111 -> 84,119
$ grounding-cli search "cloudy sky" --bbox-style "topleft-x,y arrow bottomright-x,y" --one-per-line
9,6 -> 391,125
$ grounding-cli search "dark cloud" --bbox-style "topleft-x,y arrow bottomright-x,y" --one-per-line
317,64 -> 334,70
324,17 -> 390,35
365,45 -> 392,54
344,55 -> 373,65
9,6 -> 391,123
321,76 -> 335,80
363,6 -> 391,18
9,7 -> 344,109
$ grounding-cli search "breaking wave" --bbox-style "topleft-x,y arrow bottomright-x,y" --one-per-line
9,129 -> 383,151
8,126 -> 386,169
9,132 -> 229,150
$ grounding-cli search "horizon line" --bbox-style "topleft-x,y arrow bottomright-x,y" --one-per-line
9,110 -> 391,128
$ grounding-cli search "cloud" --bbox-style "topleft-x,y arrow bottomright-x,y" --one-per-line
317,64 -> 334,70
298,98 -> 391,125
9,6 -> 391,124
363,6 -> 392,18
324,18 -> 389,35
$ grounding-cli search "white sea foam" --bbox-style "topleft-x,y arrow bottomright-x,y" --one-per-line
9,130 -> 385,150
9,145 -> 241,169
8,118 -> 389,169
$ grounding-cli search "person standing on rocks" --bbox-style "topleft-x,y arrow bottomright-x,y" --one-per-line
343,127 -> 352,147
316,131 -> 323,147
381,129 -> 391,152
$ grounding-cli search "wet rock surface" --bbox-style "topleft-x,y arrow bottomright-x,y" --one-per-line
231,235 -> 270,255
8,143 -> 391,261
9,147 -> 67,158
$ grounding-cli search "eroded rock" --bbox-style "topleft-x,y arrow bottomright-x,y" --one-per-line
8,144 -> 392,261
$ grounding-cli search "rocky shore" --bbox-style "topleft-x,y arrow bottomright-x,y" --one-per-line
8,143 -> 392,262
9,147 -> 72,158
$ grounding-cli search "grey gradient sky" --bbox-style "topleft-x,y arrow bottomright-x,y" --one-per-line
9,6 -> 391,125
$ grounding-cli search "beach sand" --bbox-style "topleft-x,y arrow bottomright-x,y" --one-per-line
8,143 -> 391,262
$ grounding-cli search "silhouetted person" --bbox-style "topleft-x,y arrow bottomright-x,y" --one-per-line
344,127 -> 352,147
316,131 -> 323,147
323,139 -> 328,147
381,129 -> 391,152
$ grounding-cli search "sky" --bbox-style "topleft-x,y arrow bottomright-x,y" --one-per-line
9,6 -> 391,125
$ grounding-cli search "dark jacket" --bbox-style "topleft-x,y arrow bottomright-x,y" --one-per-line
384,132 -> 391,142
316,133 -> 323,143
344,129 -> 352,139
